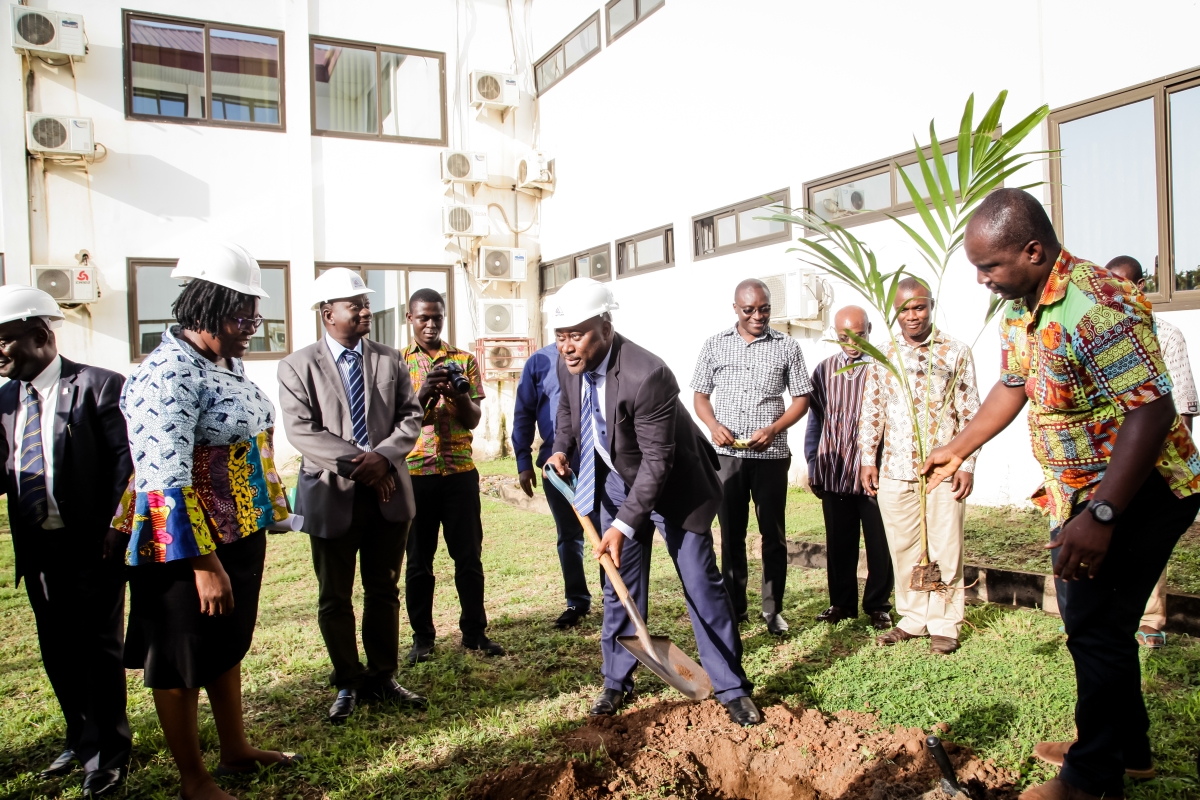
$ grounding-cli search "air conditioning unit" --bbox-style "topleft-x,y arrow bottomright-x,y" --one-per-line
477,299 -> 528,336
470,71 -> 519,111
477,247 -> 527,282
822,185 -> 866,217
11,6 -> 86,60
475,336 -> 534,381
34,264 -> 97,304
442,203 -> 490,238
441,150 -> 488,185
518,151 -> 554,192
26,113 -> 94,157
760,269 -> 823,321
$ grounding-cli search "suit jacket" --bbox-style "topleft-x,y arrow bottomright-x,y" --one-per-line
278,337 -> 423,539
552,333 -> 722,534
1,357 -> 133,581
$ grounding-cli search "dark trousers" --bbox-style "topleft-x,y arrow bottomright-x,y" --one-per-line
821,493 -> 894,615
593,461 -> 752,703
715,455 -> 790,618
310,486 -> 409,690
1053,472 -> 1200,797
24,550 -> 131,772
543,475 -> 592,611
406,469 -> 488,643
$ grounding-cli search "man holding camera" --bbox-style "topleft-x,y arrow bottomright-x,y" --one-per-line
403,288 -> 504,663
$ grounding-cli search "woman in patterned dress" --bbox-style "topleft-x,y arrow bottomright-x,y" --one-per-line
111,243 -> 297,800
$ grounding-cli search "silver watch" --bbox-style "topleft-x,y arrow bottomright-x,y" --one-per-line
1088,499 -> 1117,524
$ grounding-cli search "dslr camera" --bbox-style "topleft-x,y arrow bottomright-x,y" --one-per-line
442,362 -> 471,394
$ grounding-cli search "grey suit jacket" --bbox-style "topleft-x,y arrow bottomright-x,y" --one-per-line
278,337 -> 422,539
552,333 -> 722,534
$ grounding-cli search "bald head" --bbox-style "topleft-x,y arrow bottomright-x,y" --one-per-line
833,305 -> 871,358
734,278 -> 770,301
732,278 -> 771,341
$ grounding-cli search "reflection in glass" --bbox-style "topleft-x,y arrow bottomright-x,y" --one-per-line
541,264 -> 556,292
899,151 -> 960,200
1172,86 -> 1200,293
716,215 -> 737,247
210,29 -> 280,125
608,0 -> 636,35
130,19 -> 206,119
565,20 -> 599,69
636,235 -> 665,266
738,206 -> 784,241
642,0 -> 665,12
811,172 -> 891,221
555,260 -> 571,286
381,52 -> 442,140
576,256 -> 590,276
1060,99 -> 1158,290
364,269 -> 407,348
251,269 -> 289,352
537,49 -> 564,92
591,251 -> 610,278
313,43 -> 378,134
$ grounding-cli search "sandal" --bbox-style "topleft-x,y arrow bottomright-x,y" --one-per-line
1135,629 -> 1166,649
213,752 -> 303,778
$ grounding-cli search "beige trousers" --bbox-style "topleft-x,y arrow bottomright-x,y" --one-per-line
877,478 -> 966,638
1140,568 -> 1168,630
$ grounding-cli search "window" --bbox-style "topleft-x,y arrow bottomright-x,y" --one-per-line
693,190 -> 790,260
124,12 -> 284,130
605,0 -> 665,44
315,264 -> 455,347
127,259 -> 291,361
617,225 -> 674,276
535,12 -> 601,95
311,37 -> 447,144
540,244 -> 610,295
1049,65 -> 1200,308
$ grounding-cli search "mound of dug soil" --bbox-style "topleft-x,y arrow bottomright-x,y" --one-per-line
467,700 -> 1018,800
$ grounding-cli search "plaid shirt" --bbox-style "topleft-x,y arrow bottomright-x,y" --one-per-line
404,342 -> 485,476
1001,248 -> 1200,527
690,325 -> 812,459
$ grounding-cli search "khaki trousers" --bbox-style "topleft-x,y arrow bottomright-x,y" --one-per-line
1140,568 -> 1168,630
877,478 -> 966,638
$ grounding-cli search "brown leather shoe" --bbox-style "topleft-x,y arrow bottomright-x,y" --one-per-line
876,626 -> 924,646
1018,777 -> 1122,799
1033,740 -> 1155,779
930,635 -> 959,655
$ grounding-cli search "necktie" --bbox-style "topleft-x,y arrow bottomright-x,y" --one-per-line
18,384 -> 49,527
574,372 -> 599,515
341,350 -> 370,449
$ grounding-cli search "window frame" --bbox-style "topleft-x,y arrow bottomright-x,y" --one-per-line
126,258 -> 293,363
534,11 -> 602,96
314,262 -> 456,345
1048,64 -> 1200,310
692,189 -> 791,261
539,243 -> 611,295
122,10 -> 287,132
605,0 -> 666,45
308,35 -> 448,146
617,224 -> 674,277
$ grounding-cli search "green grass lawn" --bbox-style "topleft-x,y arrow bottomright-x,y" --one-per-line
1,468 -> 1198,799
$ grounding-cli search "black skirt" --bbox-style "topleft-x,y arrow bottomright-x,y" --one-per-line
125,530 -> 267,689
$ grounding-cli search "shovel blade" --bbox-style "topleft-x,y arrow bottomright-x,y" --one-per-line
617,634 -> 712,701
910,561 -> 943,592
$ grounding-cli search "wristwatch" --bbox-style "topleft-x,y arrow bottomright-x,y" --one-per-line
1087,499 -> 1118,524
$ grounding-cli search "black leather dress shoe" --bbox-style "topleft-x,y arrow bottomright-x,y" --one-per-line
328,688 -> 357,725
40,748 -> 77,778
463,635 -> 506,656
554,606 -> 589,629
723,696 -> 762,727
868,610 -> 894,630
736,612 -> 750,624
815,605 -> 854,624
763,613 -> 789,636
367,678 -> 429,710
82,767 -> 123,798
407,640 -> 435,664
588,688 -> 631,716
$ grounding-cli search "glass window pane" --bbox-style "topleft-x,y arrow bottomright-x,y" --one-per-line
1171,86 -> 1200,293
899,151 -> 960,200
636,234 -> 665,267
575,255 -> 590,275
591,250 -> 610,278
136,264 -> 182,354
554,260 -> 571,285
363,269 -> 406,349
811,172 -> 891,222
210,29 -> 280,126
381,52 -> 442,140
313,43 -> 378,134
250,269 -> 289,352
738,205 -> 785,242
609,0 -> 636,35
129,19 -> 206,119
542,263 -> 555,291
1060,99 -> 1158,290
537,49 -> 564,92
716,215 -> 737,247
642,0 -> 665,13
564,20 -> 599,69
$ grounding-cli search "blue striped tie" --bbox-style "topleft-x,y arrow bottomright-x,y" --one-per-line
341,350 -> 370,449
18,385 -> 49,527
574,372 -> 599,515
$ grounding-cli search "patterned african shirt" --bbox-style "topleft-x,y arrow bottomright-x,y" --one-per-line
858,330 -> 981,481
405,341 -> 485,476
112,326 -> 288,565
1000,248 -> 1200,528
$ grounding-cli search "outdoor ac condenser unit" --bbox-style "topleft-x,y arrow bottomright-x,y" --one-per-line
836,186 -> 866,213
761,269 -> 822,321
442,204 -> 490,238
478,247 -> 527,282
477,299 -> 528,336
517,151 -> 554,192
470,71 -> 519,111
11,6 -> 86,59
475,336 -> 534,382
26,113 -> 94,156
441,150 -> 489,185
34,264 -> 97,304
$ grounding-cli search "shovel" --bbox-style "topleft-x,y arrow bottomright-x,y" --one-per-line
542,466 -> 713,701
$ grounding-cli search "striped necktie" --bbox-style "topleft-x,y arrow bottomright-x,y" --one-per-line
573,372 -> 599,515
18,384 -> 49,527
340,350 -> 370,449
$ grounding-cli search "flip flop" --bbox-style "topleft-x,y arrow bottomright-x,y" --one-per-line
1135,630 -> 1166,649
213,752 -> 303,778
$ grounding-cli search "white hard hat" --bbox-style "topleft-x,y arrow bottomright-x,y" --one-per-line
171,240 -> 269,298
550,278 -> 619,328
310,267 -> 374,310
0,285 -> 65,329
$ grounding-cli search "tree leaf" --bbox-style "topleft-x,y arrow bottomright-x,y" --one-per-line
957,94 -> 974,196
895,164 -> 947,252
929,126 -> 957,219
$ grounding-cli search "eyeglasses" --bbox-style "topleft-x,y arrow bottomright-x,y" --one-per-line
233,316 -> 265,332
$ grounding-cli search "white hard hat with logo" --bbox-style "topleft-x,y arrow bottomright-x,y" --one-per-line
171,240 -> 269,298
550,278 -> 619,328
310,267 -> 375,310
0,285 -> 65,329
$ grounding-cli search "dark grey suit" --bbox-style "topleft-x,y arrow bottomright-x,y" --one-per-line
552,334 -> 751,702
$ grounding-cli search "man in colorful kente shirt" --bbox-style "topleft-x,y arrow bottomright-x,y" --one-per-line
923,189 -> 1200,800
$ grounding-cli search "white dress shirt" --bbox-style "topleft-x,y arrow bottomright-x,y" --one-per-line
14,355 -> 64,529
325,334 -> 370,451
584,347 -> 636,539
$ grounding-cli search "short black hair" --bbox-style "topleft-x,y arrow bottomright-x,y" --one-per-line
970,188 -> 1060,252
172,279 -> 256,335
1105,255 -> 1143,282
408,288 -> 446,312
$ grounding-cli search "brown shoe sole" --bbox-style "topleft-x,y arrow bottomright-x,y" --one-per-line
1033,741 -> 1154,779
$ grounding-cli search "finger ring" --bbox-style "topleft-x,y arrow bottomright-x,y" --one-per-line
1079,562 -> 1088,568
